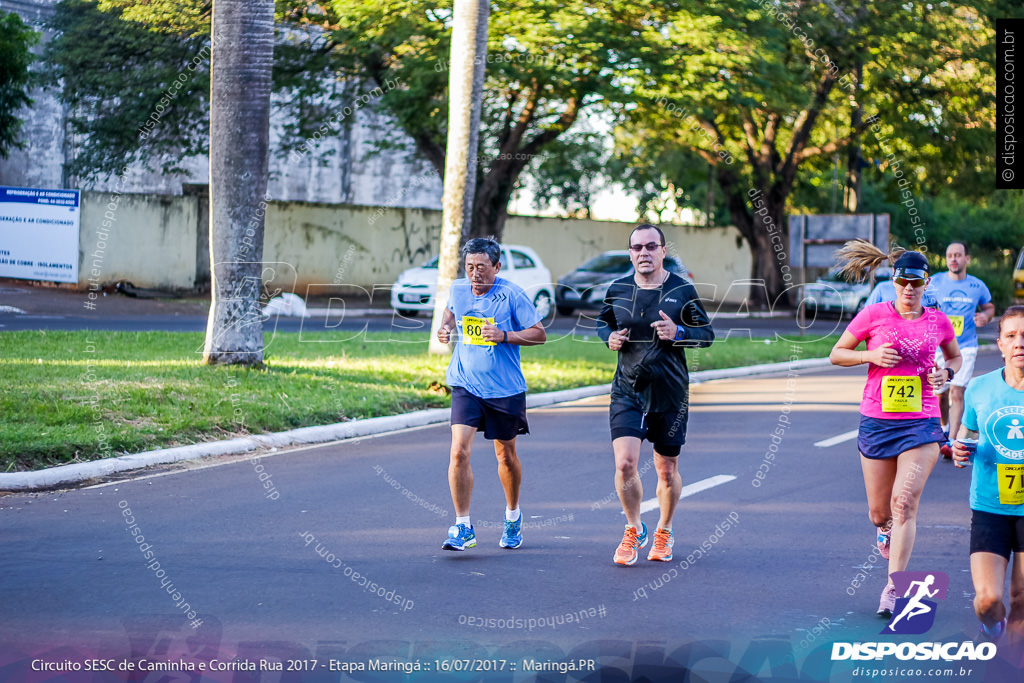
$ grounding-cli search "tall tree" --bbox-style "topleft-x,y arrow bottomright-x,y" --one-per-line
0,11 -> 38,158
324,0 -> 661,242
45,0 -> 662,242
428,0 -> 489,356
620,0 -> 1000,306
202,0 -> 274,366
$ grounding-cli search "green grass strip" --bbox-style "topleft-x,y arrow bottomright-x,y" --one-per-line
0,330 -> 837,471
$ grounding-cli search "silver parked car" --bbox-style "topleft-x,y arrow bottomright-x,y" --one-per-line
390,244 -> 555,318
801,268 -> 890,318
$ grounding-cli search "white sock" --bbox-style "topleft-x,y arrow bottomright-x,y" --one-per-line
456,516 -> 471,528
505,507 -> 520,522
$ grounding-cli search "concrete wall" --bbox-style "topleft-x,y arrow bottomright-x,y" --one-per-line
1,0 -> 443,210
75,192 -> 752,302
80,192 -> 198,291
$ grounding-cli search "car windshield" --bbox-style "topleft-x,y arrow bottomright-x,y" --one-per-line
577,253 -> 632,274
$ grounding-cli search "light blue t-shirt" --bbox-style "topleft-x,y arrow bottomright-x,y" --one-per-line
445,276 -> 541,399
865,280 -> 938,307
926,272 -> 992,349
963,368 -> 1024,516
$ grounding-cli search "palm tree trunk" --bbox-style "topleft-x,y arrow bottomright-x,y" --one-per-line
203,0 -> 275,366
428,0 -> 489,355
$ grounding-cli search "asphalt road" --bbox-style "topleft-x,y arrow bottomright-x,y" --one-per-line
1,353 -> 1019,682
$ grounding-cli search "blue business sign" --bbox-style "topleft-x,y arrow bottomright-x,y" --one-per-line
0,186 -> 80,284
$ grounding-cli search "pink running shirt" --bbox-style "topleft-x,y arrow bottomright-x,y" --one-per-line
845,302 -> 955,419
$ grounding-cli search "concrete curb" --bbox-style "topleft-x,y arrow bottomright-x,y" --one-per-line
0,357 -> 833,492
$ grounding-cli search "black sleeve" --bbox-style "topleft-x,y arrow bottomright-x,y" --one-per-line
676,295 -> 714,348
671,280 -> 714,349
597,287 -> 618,347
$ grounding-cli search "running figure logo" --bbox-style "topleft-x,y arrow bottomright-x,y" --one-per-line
882,571 -> 949,635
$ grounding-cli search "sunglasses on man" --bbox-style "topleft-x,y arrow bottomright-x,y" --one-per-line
628,242 -> 664,253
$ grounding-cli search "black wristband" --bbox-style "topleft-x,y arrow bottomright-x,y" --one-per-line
503,330 -> 508,344
945,367 -> 954,381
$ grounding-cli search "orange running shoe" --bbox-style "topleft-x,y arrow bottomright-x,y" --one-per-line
613,522 -> 648,566
647,528 -> 674,561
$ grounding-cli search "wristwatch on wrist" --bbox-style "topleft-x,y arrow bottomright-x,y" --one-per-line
674,325 -> 686,341
945,367 -> 954,381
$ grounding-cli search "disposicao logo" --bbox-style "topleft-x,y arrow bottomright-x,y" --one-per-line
831,570 -> 997,663
883,571 -> 948,635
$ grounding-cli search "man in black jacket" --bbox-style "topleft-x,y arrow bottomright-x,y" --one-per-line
598,224 -> 715,566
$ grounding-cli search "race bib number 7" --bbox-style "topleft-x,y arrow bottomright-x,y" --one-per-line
461,315 -> 495,346
997,464 -> 1024,505
948,315 -> 964,337
881,376 -> 922,413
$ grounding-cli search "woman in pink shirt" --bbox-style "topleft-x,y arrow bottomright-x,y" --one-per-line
830,248 -> 962,617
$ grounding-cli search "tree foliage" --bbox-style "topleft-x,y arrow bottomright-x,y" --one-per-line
525,128 -> 608,219
321,0 -> 666,240
0,11 -> 38,159
45,0 -> 211,176
43,0 -> 665,242
616,0 -> 1011,304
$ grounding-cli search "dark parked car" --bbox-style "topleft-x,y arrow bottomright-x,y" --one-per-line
555,250 -> 693,316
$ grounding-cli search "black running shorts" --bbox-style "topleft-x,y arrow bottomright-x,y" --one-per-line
450,386 -> 529,441
970,509 -> 1024,560
609,380 -> 687,456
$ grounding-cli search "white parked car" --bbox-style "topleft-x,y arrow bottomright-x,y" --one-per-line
390,244 -> 555,319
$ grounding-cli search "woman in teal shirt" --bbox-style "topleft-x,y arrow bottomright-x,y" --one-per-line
953,305 -> 1024,644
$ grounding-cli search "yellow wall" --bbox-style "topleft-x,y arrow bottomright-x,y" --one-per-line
78,193 -> 752,302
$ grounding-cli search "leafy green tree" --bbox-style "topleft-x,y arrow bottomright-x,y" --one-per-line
0,11 -> 38,158
321,0 -> 664,241
44,0 -> 211,177
44,0 -> 664,243
525,129 -> 609,219
620,0 -> 1002,305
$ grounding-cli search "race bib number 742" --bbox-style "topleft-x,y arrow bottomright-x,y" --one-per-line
881,376 -> 922,413
461,315 -> 496,346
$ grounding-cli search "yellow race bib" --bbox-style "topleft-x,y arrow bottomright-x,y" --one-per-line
881,376 -> 922,413
997,464 -> 1024,505
948,315 -> 964,337
461,315 -> 495,346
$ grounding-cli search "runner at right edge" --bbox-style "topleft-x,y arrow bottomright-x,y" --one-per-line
829,249 -> 962,617
952,305 -> 1024,651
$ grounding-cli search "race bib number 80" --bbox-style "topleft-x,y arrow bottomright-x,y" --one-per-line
881,376 -> 922,413
997,463 -> 1024,505
461,315 -> 495,346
